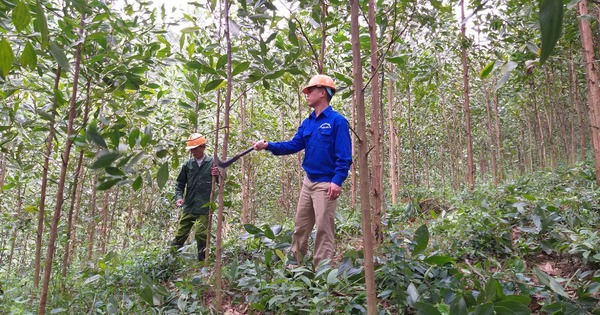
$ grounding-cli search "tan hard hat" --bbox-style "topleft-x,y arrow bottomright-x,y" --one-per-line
185,133 -> 207,150
302,74 -> 336,95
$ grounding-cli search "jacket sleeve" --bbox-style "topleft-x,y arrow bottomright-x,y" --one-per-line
331,117 -> 352,187
175,163 -> 187,201
267,120 -> 306,155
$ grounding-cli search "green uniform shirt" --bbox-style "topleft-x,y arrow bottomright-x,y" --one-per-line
175,156 -> 214,215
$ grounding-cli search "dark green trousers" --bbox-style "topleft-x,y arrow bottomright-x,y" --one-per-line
172,212 -> 209,248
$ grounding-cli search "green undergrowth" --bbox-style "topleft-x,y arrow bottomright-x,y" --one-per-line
1,164 -> 599,314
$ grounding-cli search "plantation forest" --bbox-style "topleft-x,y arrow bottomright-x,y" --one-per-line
0,0 -> 599,314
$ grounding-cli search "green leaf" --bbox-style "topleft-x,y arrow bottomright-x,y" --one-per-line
35,0 -> 49,49
20,41 -> 37,70
495,297 -> 531,315
128,128 -> 139,148
156,162 -> 169,189
97,178 -> 120,191
105,167 -> 125,176
539,0 -> 563,65
139,286 -> 154,305
288,19 -> 298,46
204,79 -> 225,92
473,302 -> 495,315
263,224 -> 275,239
450,296 -> 468,315
483,277 -> 503,302
0,38 -> 14,79
412,224 -> 429,256
87,124 -> 107,148
415,302 -> 442,315
407,282 -> 419,307
244,223 -> 263,236
326,269 -> 339,285
423,255 -> 455,266
132,176 -> 143,191
232,61 -> 250,76
480,61 -> 495,79
12,0 -> 31,32
156,149 -> 168,158
49,41 -> 70,72
91,152 -> 120,169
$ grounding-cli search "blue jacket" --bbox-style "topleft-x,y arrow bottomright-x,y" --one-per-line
267,106 -> 352,186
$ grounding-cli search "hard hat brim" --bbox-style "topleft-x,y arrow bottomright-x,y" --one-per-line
186,144 -> 202,150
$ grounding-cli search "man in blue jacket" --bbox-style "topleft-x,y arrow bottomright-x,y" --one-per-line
254,74 -> 352,268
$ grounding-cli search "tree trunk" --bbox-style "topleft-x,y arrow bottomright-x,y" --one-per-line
122,191 -> 136,250
461,0 -> 474,189
100,190 -> 110,255
350,1 -> 377,313
387,55 -> 397,206
368,0 -> 383,244
406,81 -> 416,186
578,0 -> 600,185
241,94 -> 249,225
62,80 -> 92,279
7,186 -> 22,278
491,77 -> 503,180
87,173 -> 98,262
0,152 -> 5,213
570,54 -> 587,161
39,13 -> 85,314
529,81 -> 546,168
351,94 -> 357,208
544,67 -> 556,169
34,66 -> 61,289
483,81 -> 498,186
215,0 -> 232,309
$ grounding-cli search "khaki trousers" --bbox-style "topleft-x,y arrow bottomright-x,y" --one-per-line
291,177 -> 338,267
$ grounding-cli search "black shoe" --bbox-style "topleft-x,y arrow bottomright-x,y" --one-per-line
197,241 -> 206,262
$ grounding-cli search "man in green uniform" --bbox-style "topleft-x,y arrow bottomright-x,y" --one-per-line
172,133 -> 219,261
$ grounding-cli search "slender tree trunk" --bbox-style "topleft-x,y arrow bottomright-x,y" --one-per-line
491,77 -> 503,180
297,91 -> 304,197
100,190 -> 109,255
544,67 -> 556,169
526,116 -> 535,173
483,81 -> 497,186
351,94 -> 357,208
7,186 -> 23,278
34,66 -> 61,289
578,0 -> 600,185
39,13 -> 86,314
387,56 -> 397,206
215,0 -> 232,310
62,80 -> 91,279
571,54 -> 587,161
279,107 -> 289,216
122,191 -> 136,250
350,1 -> 377,313
87,173 -> 98,262
106,188 -> 119,253
367,0 -> 383,244
461,0 -> 474,189
241,94 -> 249,225
529,81 -> 546,168
407,81 -> 416,186
0,152 -> 5,212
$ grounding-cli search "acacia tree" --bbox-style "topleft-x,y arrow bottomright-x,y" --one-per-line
577,0 -> 600,185
350,2 -> 377,313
